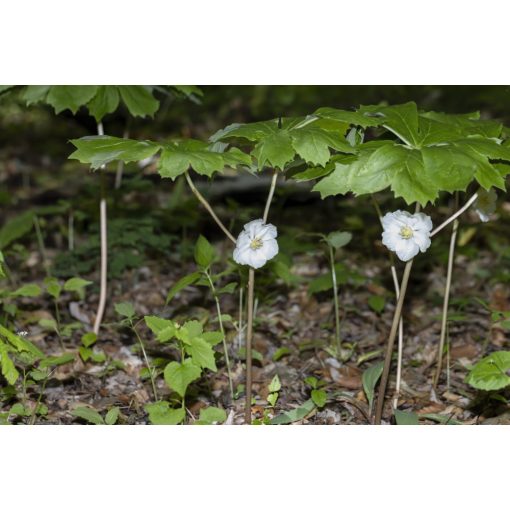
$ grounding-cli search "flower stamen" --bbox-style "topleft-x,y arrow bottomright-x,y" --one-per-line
249,237 -> 264,250
399,226 -> 414,240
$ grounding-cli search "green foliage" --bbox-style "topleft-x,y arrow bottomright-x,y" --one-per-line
194,235 -> 215,269
362,361 -> 384,409
71,406 -> 104,425
166,272 -> 201,304
63,277 -> 92,300
46,86 -> 99,114
326,231 -> 352,249
466,351 -> 510,391
115,302 -> 136,319
211,116 -> 355,169
394,409 -> 420,425
311,389 -> 327,408
368,295 -> 386,314
12,283 -> 41,298
0,211 -> 34,249
271,399 -> 316,425
197,406 -> 227,425
164,359 -> 201,398
308,263 -> 354,295
313,102 -> 510,205
145,401 -> 185,425
69,136 -> 250,179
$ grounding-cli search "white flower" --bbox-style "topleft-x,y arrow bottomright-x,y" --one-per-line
233,219 -> 279,269
474,188 -> 497,223
381,210 -> 433,262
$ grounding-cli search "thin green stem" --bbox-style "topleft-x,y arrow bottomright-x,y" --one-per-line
262,170 -> 278,223
131,321 -> 158,401
33,215 -> 50,278
204,270 -> 234,401
328,244 -> 341,354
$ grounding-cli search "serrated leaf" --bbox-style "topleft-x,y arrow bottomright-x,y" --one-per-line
315,107 -> 383,129
21,85 -> 50,106
166,272 -> 201,304
198,406 -> 227,424
466,351 -> 510,391
144,316 -> 176,343
362,361 -> 384,409
194,235 -> 215,268
158,139 -> 225,179
44,277 -> 62,299
145,402 -> 185,425
291,164 -> 335,182
178,320 -> 203,343
46,86 -> 99,115
201,331 -> 224,346
114,301 -> 136,319
185,337 -> 217,372
86,85 -> 120,122
117,86 -> 159,118
252,130 -> 295,170
69,135 -> 160,170
0,324 -> 43,358
71,406 -> 104,425
164,359 -> 201,398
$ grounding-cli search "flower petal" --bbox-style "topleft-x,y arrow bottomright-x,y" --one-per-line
395,239 -> 419,261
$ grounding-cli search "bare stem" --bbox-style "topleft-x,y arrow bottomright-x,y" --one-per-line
433,216 -> 459,388
263,169 -> 278,222
184,171 -> 236,244
93,122 -> 108,336
430,193 -> 477,237
205,270 -> 234,401
245,268 -> 255,424
33,215 -> 50,278
329,244 -> 341,354
375,259 -> 414,424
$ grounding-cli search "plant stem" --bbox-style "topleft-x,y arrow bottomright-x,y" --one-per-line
238,286 -> 244,350
370,195 -> 404,410
93,122 -> 108,336
184,171 -> 236,244
433,216 -> 459,388
375,259 -> 414,424
114,123 -> 130,190
262,170 -> 278,223
68,211 -> 74,251
33,215 -> 50,278
430,193 -> 477,237
30,375 -> 50,425
245,268 -> 255,424
204,270 -> 234,401
328,244 -> 341,354
132,321 -> 158,401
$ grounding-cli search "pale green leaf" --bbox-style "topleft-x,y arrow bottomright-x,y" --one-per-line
118,86 -> 159,118
145,402 -> 185,425
362,361 -> 384,409
71,406 -> 104,425
166,272 -> 201,304
466,351 -> 510,391
164,359 -> 201,397
185,337 -> 217,372
46,86 -> 99,114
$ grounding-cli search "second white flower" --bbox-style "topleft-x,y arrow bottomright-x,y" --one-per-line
381,210 -> 433,262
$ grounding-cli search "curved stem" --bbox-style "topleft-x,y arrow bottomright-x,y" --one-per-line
433,215 -> 459,388
430,193 -> 477,237
245,268 -> 255,424
205,270 -> 234,401
375,259 -> 414,424
184,171 -> 236,244
93,122 -> 108,336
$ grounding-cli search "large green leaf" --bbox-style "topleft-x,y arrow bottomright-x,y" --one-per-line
158,140 -> 224,179
314,107 -> 384,129
21,85 -> 51,106
117,86 -> 159,118
46,86 -> 99,114
466,351 -> 510,391
163,359 -> 201,397
71,406 -> 104,425
144,316 -> 176,343
87,85 -> 120,122
252,130 -> 295,170
194,235 -> 215,268
69,136 -> 160,169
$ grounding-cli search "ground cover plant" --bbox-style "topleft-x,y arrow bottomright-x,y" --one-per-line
1,85 -> 510,425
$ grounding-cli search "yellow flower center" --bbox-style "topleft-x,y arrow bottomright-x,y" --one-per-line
250,237 -> 264,250
399,225 -> 414,240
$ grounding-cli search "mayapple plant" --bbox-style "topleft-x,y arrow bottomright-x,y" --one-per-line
310,102 -> 510,423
